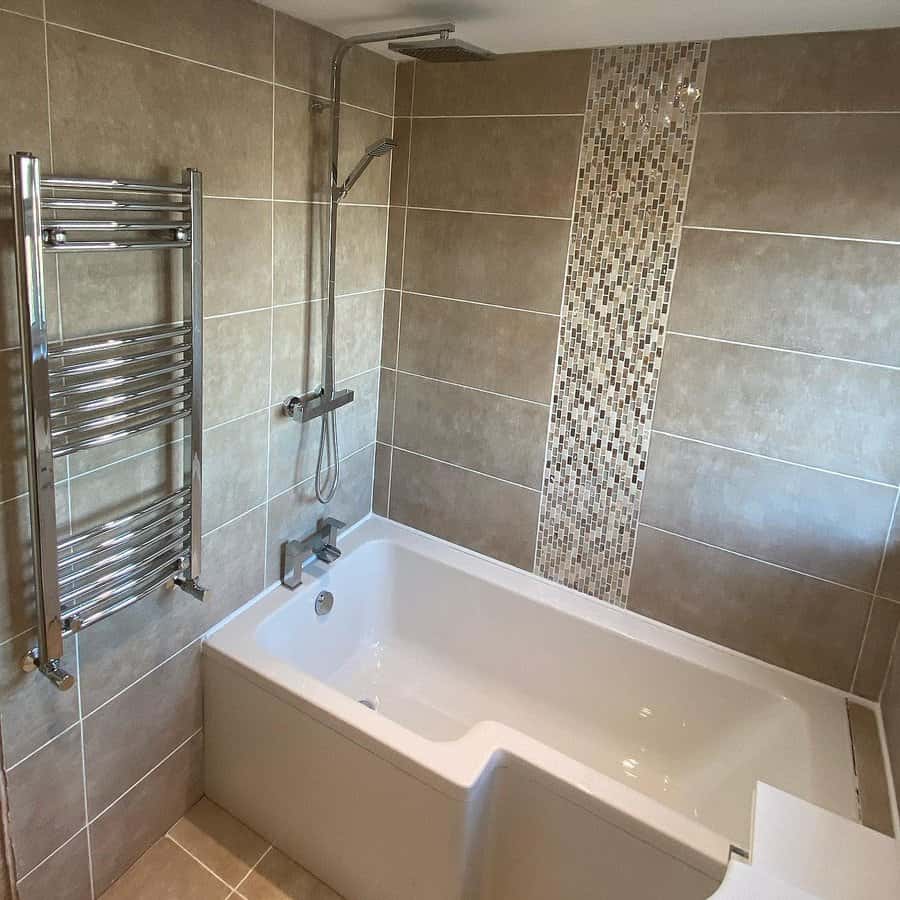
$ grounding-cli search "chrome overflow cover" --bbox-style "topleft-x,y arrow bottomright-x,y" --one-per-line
315,590 -> 334,616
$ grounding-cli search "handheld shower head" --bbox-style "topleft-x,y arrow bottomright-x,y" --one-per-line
339,137 -> 397,198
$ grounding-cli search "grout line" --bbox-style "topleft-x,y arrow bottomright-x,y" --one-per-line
88,728 -> 202,825
403,289 -> 560,318
651,428 -> 898,489
5,720 -> 80,772
166,835 -> 242,895
202,500 -> 267,540
204,305 -> 272,320
850,597 -> 877,694
533,49 -> 593,572
393,368 -> 550,407
74,635 -> 96,898
702,110 -> 900,117
231,844 -> 272,896
638,522 -> 874,597
15,825 -> 88,885
873,490 -> 900,599
393,446 -> 541,494
406,112 -> 586,119
82,638 -> 200,722
274,78 -> 392,119
268,441 -> 376,503
406,204 -> 571,222
0,5 -> 42,21
667,330 -> 900,373
684,224 -> 900,248
203,194 -> 272,203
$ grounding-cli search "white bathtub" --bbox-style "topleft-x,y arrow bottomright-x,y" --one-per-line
203,515 -> 859,900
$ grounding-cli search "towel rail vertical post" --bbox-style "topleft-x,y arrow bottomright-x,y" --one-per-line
11,152 -> 74,690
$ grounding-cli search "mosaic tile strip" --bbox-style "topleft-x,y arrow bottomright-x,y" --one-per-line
535,41 -> 709,604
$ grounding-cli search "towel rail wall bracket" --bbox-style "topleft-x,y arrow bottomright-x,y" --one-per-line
10,152 -> 207,691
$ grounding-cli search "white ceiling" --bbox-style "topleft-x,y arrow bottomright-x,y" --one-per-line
264,0 -> 900,56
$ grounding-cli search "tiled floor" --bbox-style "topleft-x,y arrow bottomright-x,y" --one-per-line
99,797 -> 342,899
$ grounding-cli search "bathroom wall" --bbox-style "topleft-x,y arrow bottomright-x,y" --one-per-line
0,1 -> 391,896
883,640 -> 900,801
376,30 -> 900,699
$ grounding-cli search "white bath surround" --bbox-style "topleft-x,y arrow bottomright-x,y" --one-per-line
203,516 -> 893,899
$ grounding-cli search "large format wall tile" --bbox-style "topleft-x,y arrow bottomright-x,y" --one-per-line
879,510 -> 900,601
273,201 -> 327,304
883,651 -> 900,799
412,50 -> 591,116
669,228 -> 900,366
83,643 -> 201,818
704,29 -> 900,112
48,26 -> 273,196
45,0 -> 274,79
630,526 -> 870,689
685,113 -> 900,240
398,294 -> 558,403
402,208 -> 570,312
655,334 -> 900,483
393,373 -> 549,488
408,116 -> 583,217
17,828 -> 92,900
639,433 -> 896,591
335,207 -> 388,296
269,300 -> 321,402
273,86 -> 329,202
2,0 -> 42,16
853,597 -> 900,700
389,450 -> 540,570
0,12 -> 50,164
89,731 -> 203,895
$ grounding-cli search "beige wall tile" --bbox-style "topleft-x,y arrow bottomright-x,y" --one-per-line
273,86 -> 329,202
77,506 -> 265,713
202,410 -> 268,532
335,106 -> 392,206
878,509 -> 900,602
854,598 -> 900,701
403,208 -> 569,313
685,113 -> 900,240
273,201 -> 327,305
269,301 -> 321,403
393,373 -> 549,488
83,643 -> 201,818
48,26 -> 273,197
7,725 -> 85,875
847,703 -> 893,836
398,293 -> 558,403
388,116 -> 411,208
389,450 -> 539,570
669,228 -> 900,367
408,116 -> 583,217
46,0 -> 274,79
274,14 -> 394,115
373,442 -> 390,516
1,1 -> 43,16
204,199 -> 273,317
413,50 -> 591,116
384,208 -> 404,291
630,525 -> 870,689
0,351 -> 29,501
381,290 -> 400,365
883,647 -> 900,800
268,368 -> 378,497
334,291 -> 382,380
640,432 -> 896,591
0,12 -> 50,164
17,828 -> 92,900
89,731 -> 203,895
376,368 -> 395,444
202,309 -> 270,426
335,206 -> 388,296
168,798 -> 267,888
264,444 -> 373,584
655,334 -> 900,483
101,836 -> 225,900
705,29 -> 900,112
0,632 -> 77,767
394,63 -> 413,117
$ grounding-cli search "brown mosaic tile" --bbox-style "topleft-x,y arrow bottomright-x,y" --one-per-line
535,42 -> 708,603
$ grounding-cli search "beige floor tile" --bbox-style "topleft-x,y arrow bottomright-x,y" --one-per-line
100,836 -> 229,899
240,848 -> 342,900
169,798 -> 269,888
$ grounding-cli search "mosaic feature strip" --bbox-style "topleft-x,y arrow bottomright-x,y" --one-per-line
535,42 -> 709,603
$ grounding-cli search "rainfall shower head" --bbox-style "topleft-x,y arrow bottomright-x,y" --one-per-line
339,137 -> 397,199
388,37 -> 494,63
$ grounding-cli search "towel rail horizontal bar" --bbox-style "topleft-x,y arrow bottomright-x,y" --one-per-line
63,555 -> 188,631
59,522 -> 191,588
42,198 -> 191,212
58,488 -> 190,554
60,507 -> 191,570
52,392 -> 190,439
44,239 -> 191,253
64,566 -> 184,634
45,220 -> 191,232
51,376 -> 192,417
49,360 -> 192,399
50,342 -> 190,378
41,175 -> 190,195
59,536 -> 190,608
51,322 -> 191,356
52,407 -> 191,457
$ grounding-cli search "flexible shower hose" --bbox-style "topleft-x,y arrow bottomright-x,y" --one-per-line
314,404 -> 340,504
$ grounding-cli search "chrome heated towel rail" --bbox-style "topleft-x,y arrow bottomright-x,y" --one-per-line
10,152 -> 206,691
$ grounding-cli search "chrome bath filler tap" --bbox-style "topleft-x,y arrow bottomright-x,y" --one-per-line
283,23 -> 492,503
